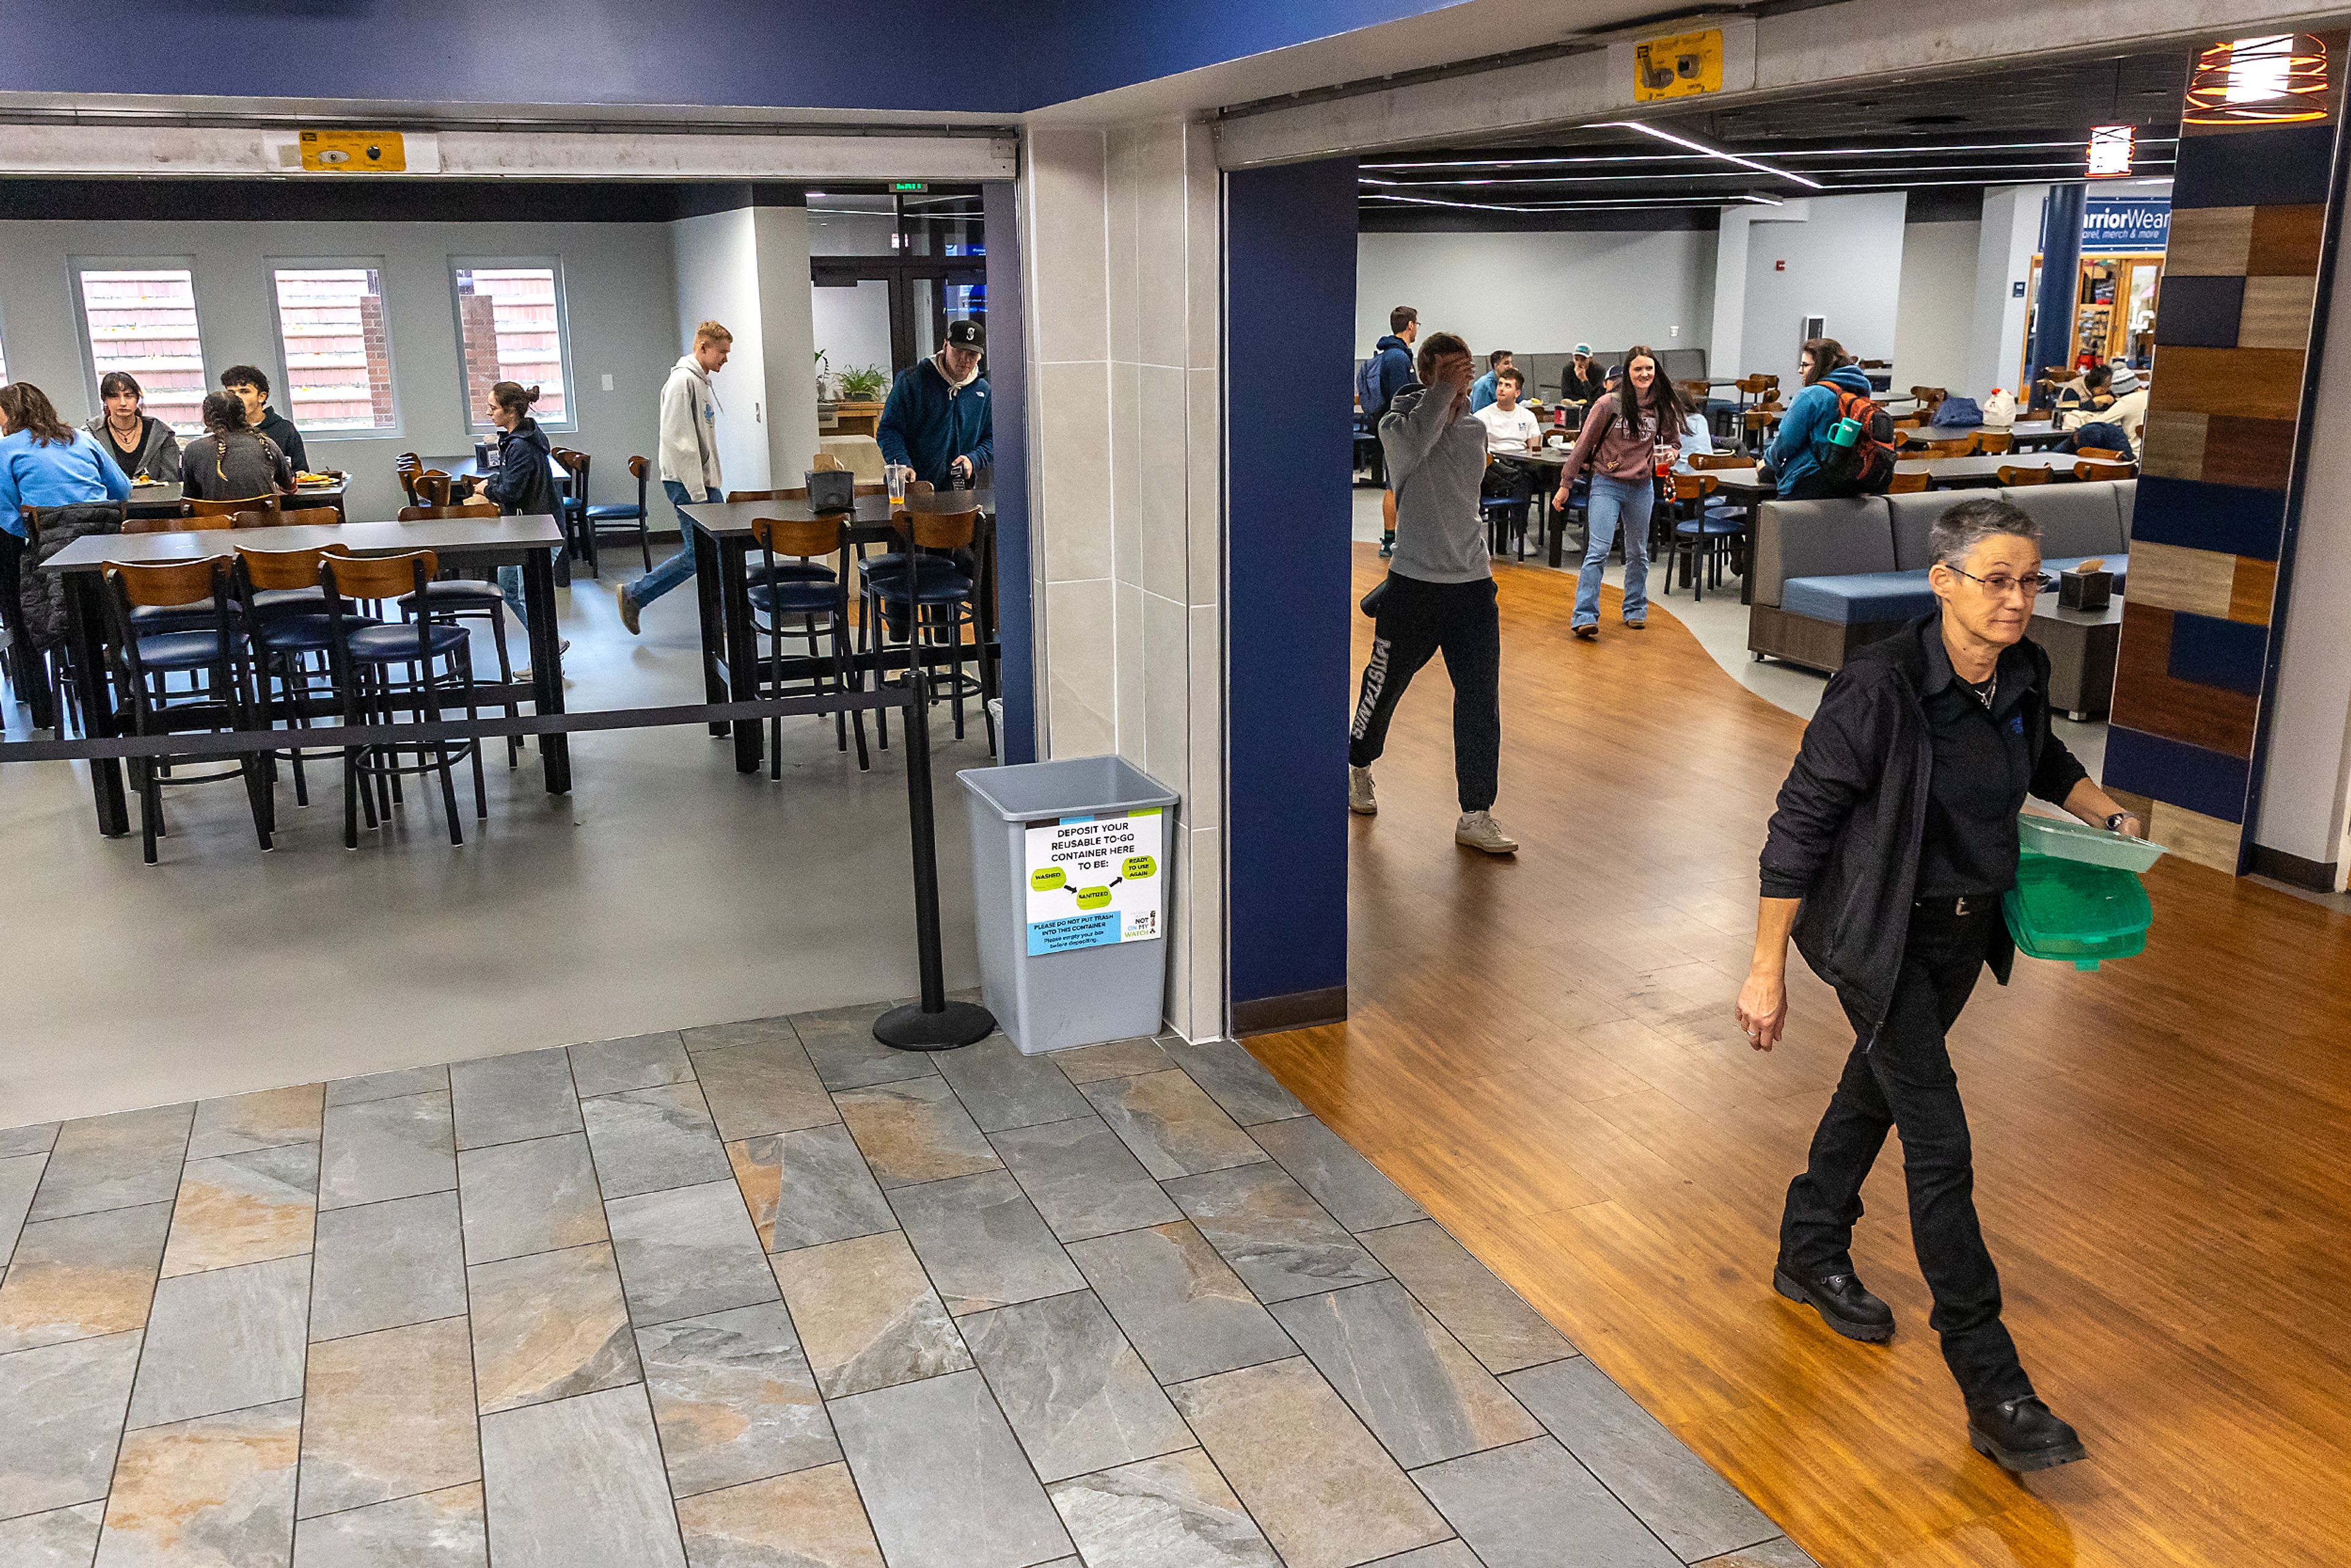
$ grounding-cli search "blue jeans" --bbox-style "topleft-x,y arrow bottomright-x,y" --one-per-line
627,481 -> 719,609
1576,474 -> 1655,627
495,555 -> 560,625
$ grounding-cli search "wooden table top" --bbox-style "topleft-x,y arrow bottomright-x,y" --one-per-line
1900,421 -> 2063,448
43,514 -> 564,572
126,478 -> 349,508
678,490 -> 996,538
1681,450 -> 2084,497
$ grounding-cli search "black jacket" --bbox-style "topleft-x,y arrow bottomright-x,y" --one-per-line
484,419 -> 561,519
1758,615 -> 2087,1032
254,408 -> 308,475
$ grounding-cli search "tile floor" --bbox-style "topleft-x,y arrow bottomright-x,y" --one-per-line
0,1000 -> 1816,1568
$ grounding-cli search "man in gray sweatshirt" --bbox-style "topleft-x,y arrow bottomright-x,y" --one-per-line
1348,330 -> 1517,855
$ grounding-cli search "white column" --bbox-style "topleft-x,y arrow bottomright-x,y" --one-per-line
752,206 -> 820,487
1964,185 -> 2049,400
1709,207 -> 1753,381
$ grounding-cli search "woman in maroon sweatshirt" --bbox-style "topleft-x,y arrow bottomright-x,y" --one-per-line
1550,348 -> 1689,639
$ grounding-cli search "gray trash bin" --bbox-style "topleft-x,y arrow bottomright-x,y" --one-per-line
959,756 -> 1179,1056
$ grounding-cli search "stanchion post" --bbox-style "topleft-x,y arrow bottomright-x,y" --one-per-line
874,669 -> 997,1051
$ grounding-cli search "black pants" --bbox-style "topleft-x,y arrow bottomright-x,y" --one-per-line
1780,904 -> 2032,1405
1348,574 -> 1499,812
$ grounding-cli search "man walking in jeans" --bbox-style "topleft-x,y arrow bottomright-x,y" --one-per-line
1348,331 -> 1517,855
616,321 -> 730,634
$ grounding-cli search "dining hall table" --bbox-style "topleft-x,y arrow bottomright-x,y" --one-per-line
1899,421 -> 2068,451
126,476 -> 352,523
40,513 -> 570,838
677,489 -> 999,775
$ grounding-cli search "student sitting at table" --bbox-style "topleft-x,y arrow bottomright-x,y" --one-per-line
1763,337 -> 1876,499
0,381 -> 132,638
220,365 -> 310,475
1560,344 -> 1607,410
181,392 -> 295,503
1469,348 -> 1513,413
83,372 -> 182,484
1474,367 -> 1540,544
465,381 -> 567,632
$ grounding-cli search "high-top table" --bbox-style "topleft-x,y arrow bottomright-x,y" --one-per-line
41,514 -> 569,837
678,490 -> 997,775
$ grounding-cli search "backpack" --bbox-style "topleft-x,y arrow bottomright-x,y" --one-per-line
1935,396 -> 1984,427
1355,356 -> 1381,420
1810,386 -> 1898,497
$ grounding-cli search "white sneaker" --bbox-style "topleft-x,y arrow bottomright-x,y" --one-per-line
1348,766 -> 1378,816
1456,811 -> 1518,855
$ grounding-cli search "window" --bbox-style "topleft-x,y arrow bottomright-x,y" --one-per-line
77,266 -> 206,434
271,266 -> 396,430
451,263 -> 570,430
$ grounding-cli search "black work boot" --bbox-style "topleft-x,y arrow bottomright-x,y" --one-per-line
1773,1260 -> 1895,1343
1967,1395 -> 2086,1472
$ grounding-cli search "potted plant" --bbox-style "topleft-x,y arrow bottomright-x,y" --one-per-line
838,365 -> 890,403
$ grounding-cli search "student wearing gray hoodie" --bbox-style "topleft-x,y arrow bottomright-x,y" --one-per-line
84,372 -> 182,484
1347,331 -> 1517,856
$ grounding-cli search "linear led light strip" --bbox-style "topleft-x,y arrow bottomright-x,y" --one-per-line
1360,158 -> 2175,188
1363,192 -> 1785,213
1363,138 -> 2181,171
1597,121 -> 1823,188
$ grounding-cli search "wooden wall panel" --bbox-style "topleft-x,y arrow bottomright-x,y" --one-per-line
2102,31 -> 2347,872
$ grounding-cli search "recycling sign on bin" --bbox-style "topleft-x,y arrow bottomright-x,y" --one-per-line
1024,808 -> 1163,955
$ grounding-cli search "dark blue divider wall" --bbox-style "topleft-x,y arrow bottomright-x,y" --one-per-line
983,180 -> 1036,764
1225,158 -> 1359,1022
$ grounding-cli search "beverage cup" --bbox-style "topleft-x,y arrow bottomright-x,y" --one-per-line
887,463 -> 910,507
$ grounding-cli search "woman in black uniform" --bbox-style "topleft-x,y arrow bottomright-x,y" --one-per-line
1736,496 -> 2144,1472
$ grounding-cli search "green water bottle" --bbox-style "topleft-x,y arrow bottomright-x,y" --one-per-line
1828,416 -> 1861,448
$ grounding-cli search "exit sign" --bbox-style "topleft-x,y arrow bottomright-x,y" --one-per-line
890,181 -> 928,193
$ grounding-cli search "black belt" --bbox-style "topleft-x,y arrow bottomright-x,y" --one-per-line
1913,893 -> 1996,917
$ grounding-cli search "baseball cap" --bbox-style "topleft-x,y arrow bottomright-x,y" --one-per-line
945,320 -> 985,351
1573,343 -> 1593,356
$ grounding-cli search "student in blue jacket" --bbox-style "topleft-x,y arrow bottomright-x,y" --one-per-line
877,320 -> 992,489
1765,338 -> 1878,499
0,381 -> 132,623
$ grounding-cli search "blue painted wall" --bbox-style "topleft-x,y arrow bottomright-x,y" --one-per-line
1225,157 -> 1359,1011
1,0 -> 1468,114
983,179 -> 1036,764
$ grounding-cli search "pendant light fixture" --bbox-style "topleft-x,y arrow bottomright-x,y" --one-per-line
2183,34 -> 2329,125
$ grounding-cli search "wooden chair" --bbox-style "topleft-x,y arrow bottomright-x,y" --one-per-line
1889,469 -> 1932,493
318,549 -> 486,848
812,454 -> 848,472
127,511 -> 236,536
585,455 -> 653,571
1914,437 -> 1973,459
1660,473 -> 1738,602
413,470 -> 455,506
188,493 -> 282,527
394,451 -> 423,506
231,542 -> 364,808
1972,430 -> 2014,456
749,515 -> 868,778
1892,413 -> 1927,430
1734,373 -> 1778,408
728,490 -> 838,586
257,507 -> 340,531
2074,459 -> 2138,481
101,558 -> 273,865
1739,408 -> 1777,453
866,497 -> 993,754
395,500 -> 520,762
552,448 -> 593,575
1998,465 -> 2052,486
1687,452 -> 1747,471
2075,446 -> 2129,462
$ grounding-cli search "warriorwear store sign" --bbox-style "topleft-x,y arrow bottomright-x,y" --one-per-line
1025,809 -> 1163,955
2083,199 -> 2170,251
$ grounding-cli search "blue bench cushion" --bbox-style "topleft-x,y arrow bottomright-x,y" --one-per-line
1781,571 -> 1938,625
1783,555 -> 2130,626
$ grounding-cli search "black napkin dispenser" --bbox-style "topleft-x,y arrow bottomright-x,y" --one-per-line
805,468 -> 857,513
2060,558 -> 2111,612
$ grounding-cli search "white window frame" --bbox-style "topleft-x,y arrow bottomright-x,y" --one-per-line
264,255 -> 402,439
447,256 -> 577,434
69,255 -> 209,432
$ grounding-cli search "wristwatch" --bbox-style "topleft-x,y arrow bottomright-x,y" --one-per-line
2104,811 -> 2131,832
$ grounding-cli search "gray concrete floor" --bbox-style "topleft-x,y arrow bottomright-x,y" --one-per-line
0,555 -> 991,1128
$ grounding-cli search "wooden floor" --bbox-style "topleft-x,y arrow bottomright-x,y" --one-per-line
1248,544 -> 2351,1568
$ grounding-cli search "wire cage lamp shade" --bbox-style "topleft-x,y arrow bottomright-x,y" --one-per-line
2184,34 -> 2330,125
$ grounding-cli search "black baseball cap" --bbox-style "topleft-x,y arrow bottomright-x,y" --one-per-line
945,320 -> 984,351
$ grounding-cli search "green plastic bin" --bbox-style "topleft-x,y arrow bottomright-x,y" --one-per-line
2003,852 -> 2151,970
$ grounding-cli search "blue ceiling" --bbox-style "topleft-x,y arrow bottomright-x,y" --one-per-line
0,0 -> 1469,116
